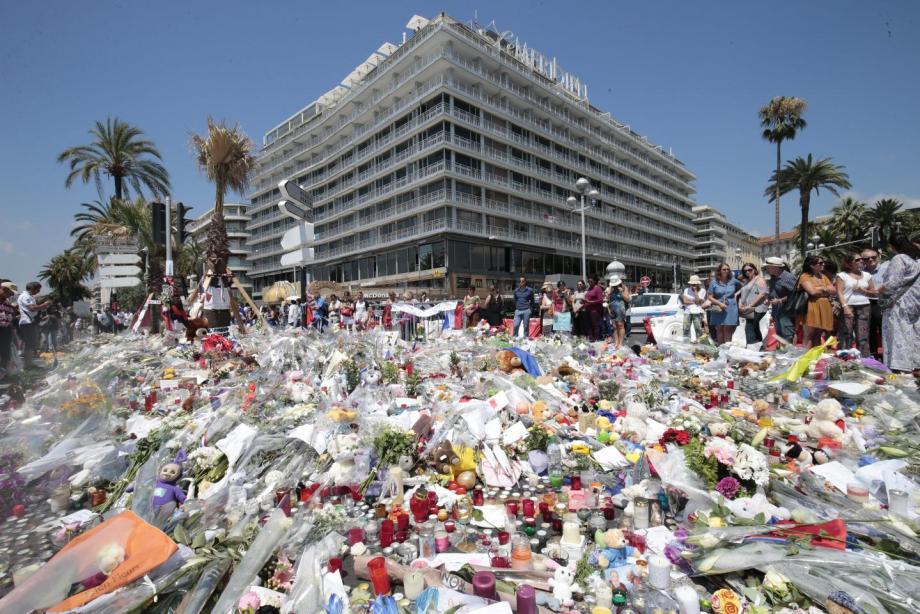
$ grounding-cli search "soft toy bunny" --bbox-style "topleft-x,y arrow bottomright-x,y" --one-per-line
549,563 -> 579,604
616,400 -> 649,443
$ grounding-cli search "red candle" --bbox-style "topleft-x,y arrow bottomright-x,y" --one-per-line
506,499 -> 519,517
570,476 -> 582,491
380,519 -> 394,547
472,488 -> 484,506
552,517 -> 563,534
397,513 -> 410,532
368,557 -> 391,595
603,506 -> 616,521
522,498 -> 535,517
327,556 -> 343,573
395,530 -> 408,543
444,520 -> 456,533
427,490 -> 438,505
498,530 -> 510,545
348,528 -> 364,545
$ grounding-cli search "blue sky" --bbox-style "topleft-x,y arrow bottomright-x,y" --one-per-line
1,0 -> 918,288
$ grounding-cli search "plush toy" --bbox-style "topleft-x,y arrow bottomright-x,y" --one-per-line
596,528 -> 629,569
428,440 -> 460,475
807,399 -> 845,441
286,371 -> 312,403
327,406 -> 358,423
616,400 -> 649,443
496,350 -> 524,374
226,471 -> 249,510
361,367 -> 382,387
549,563 -> 579,605
327,431 -> 361,485
152,458 -> 187,510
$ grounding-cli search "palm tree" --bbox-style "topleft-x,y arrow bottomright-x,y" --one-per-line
792,222 -> 848,270
759,96 -> 807,246
39,250 -> 92,306
766,154 -> 852,258
71,198 -> 119,243
829,196 -> 867,243
58,117 -> 170,200
871,198 -> 903,246
190,117 -> 255,276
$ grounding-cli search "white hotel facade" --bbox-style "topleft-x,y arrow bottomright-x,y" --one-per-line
246,13 -> 698,298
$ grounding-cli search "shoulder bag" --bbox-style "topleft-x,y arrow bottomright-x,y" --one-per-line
786,275 -> 809,316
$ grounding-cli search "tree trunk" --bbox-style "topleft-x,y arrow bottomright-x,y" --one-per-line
115,175 -> 123,201
774,140 -> 781,248
799,191 -> 810,259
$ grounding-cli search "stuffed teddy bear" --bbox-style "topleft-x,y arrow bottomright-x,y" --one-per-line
596,528 -> 629,569
549,563 -> 579,605
327,431 -> 361,485
428,440 -> 460,475
616,400 -> 649,443
286,371 -> 311,403
496,350 -> 524,374
361,367 -> 382,387
807,399 -> 845,441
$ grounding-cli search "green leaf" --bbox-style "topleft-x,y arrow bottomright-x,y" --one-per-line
191,533 -> 206,549
471,508 -> 484,522
174,523 -> 190,546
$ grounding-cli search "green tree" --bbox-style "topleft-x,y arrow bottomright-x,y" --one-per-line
871,198 -> 904,246
38,250 -> 92,306
766,154 -> 852,258
829,196 -> 867,243
57,118 -> 170,200
792,222 -> 849,271
759,96 -> 807,245
190,117 -> 255,275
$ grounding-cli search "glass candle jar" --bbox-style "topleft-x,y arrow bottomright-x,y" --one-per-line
632,498 -> 649,530
510,535 -> 533,569
403,569 -> 425,600
435,529 -> 450,553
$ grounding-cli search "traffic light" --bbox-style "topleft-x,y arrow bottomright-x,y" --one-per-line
175,202 -> 192,244
151,201 -> 166,246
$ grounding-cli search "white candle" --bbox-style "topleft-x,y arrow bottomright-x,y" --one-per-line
404,569 -> 425,600
562,520 -> 581,545
648,555 -> 671,590
675,584 -> 700,614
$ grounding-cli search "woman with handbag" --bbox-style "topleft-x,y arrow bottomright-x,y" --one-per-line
835,253 -> 876,355
798,255 -> 835,348
707,263 -> 743,344
876,234 -> 920,373
738,263 -> 768,345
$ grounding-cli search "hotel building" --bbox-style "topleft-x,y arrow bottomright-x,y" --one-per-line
246,13 -> 698,298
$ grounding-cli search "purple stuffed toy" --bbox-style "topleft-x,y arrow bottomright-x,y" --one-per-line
152,449 -> 187,510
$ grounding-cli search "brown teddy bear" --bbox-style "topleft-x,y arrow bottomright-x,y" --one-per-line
428,440 -> 460,475
496,350 -> 524,374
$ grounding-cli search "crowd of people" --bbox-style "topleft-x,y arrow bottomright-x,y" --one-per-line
3,234 -> 918,379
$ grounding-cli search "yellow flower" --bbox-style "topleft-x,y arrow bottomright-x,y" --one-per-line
708,516 -> 726,528
571,443 -> 591,455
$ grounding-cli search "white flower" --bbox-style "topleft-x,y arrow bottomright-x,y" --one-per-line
188,446 -> 222,471
762,567 -> 789,595
733,444 -> 770,486
709,422 -> 730,437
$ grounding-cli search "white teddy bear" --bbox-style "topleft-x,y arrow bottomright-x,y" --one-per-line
549,564 -> 579,604
286,370 -> 312,403
327,431 -> 361,485
806,399 -> 845,441
616,400 -> 649,443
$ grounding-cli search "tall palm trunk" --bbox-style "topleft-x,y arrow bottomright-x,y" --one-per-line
774,141 -> 781,245
799,192 -> 811,258
115,175 -> 123,200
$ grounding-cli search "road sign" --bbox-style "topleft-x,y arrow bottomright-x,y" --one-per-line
280,223 -> 315,251
98,253 -> 141,266
98,265 -> 142,277
99,277 -> 142,289
640,276 -> 651,287
278,199 -> 312,222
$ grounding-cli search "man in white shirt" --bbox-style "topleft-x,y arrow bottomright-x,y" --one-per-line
681,275 -> 708,340
18,281 -> 51,368
861,248 -> 887,359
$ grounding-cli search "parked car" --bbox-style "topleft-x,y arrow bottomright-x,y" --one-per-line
626,293 -> 681,332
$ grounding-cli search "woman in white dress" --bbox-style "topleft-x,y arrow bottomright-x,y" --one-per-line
354,292 -> 369,331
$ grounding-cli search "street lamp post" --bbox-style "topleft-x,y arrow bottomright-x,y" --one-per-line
568,177 -> 600,281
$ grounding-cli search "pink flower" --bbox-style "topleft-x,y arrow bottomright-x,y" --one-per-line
238,591 -> 260,611
715,477 -> 741,499
704,439 -> 737,466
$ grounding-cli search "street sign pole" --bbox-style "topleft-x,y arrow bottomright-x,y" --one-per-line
165,196 -> 173,276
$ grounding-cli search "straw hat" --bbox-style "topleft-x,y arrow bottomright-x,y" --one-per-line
1,281 -> 18,293
688,275 -> 702,286
763,256 -> 784,267
608,276 -> 623,287
541,281 -> 553,290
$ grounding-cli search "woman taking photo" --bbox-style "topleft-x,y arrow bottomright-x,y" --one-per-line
607,276 -> 631,348
876,234 -> 920,373
707,263 -> 743,344
835,253 -> 875,355
738,263 -> 768,345
798,255 -> 835,348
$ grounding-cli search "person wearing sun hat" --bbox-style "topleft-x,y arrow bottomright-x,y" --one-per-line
681,274 -> 708,340
764,256 -> 797,342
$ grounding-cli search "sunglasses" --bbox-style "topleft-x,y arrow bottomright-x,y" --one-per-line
743,268 -> 754,273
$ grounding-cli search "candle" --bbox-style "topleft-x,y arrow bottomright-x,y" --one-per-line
498,530 -> 510,545
549,471 -> 564,488
522,498 -> 535,517
347,527 -> 364,545
367,556 -> 391,596
472,571 -> 498,600
595,583 -> 613,608
632,499 -> 649,530
571,475 -> 582,491
327,557 -> 343,573
562,520 -> 581,545
888,489 -> 910,517
403,569 -> 425,600
517,584 -> 537,614
511,535 -> 533,569
506,499 -> 519,517
648,555 -> 671,590
435,529 -> 450,552
674,584 -> 701,614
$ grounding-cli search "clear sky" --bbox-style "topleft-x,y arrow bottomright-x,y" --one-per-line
1,0 -> 918,288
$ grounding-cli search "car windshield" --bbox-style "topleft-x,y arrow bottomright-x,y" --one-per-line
632,294 -> 670,308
